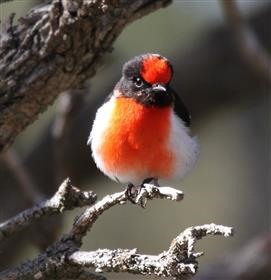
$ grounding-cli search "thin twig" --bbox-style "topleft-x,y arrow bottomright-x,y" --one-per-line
221,0 -> 271,83
0,178 -> 97,243
69,184 -> 183,243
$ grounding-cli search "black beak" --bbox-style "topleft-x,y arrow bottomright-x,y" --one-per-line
152,83 -> 167,93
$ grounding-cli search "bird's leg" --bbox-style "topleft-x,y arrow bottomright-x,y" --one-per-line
125,183 -> 138,204
142,177 -> 159,187
125,178 -> 159,205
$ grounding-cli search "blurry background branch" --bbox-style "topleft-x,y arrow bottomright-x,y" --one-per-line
2,148 -> 44,204
221,0 -> 271,84
0,182 -> 233,279
0,0 -> 171,152
52,89 -> 86,182
196,233 -> 271,280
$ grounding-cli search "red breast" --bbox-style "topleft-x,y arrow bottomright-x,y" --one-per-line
98,97 -> 174,179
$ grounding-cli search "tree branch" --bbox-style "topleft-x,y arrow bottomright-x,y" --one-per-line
69,184 -> 183,243
0,0 -> 171,153
197,233 -> 271,280
0,178 -> 97,243
221,0 -> 271,83
0,182 -> 233,279
69,224 -> 233,277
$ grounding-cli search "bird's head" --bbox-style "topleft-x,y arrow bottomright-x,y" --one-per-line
114,54 -> 174,107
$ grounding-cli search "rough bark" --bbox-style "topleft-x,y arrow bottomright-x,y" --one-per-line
0,0 -> 171,152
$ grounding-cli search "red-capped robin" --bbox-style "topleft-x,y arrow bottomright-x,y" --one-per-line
88,54 -> 198,195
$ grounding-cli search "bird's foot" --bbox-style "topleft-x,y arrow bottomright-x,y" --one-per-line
125,178 -> 160,207
125,179 -> 183,207
125,183 -> 141,204
125,182 -> 149,207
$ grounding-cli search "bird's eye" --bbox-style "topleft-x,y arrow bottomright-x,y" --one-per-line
134,77 -> 144,88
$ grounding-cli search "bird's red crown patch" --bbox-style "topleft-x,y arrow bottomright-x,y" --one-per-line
140,56 -> 173,85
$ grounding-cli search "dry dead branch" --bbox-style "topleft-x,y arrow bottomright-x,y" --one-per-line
0,180 -> 233,279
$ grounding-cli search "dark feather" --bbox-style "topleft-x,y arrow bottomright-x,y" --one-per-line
171,88 -> 191,127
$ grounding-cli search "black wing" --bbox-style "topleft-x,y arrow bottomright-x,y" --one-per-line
103,91 -> 113,104
171,88 -> 191,127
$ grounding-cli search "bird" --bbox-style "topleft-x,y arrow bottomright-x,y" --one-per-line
88,53 -> 198,199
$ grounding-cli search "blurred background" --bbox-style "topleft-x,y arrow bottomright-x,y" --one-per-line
0,0 -> 270,279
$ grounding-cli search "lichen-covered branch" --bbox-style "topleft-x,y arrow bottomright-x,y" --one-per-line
0,178 -> 97,243
0,182 -> 233,280
69,224 -> 233,277
0,0 -> 171,153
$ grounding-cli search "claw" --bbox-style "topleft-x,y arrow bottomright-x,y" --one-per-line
125,183 -> 138,204
125,178 -> 160,207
